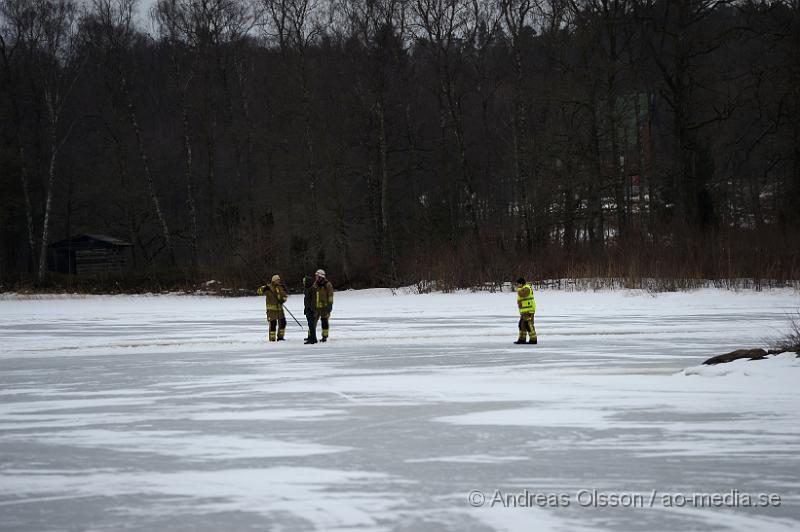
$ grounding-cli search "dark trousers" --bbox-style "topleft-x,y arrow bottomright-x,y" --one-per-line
306,312 -> 329,340
269,318 -> 287,341
269,318 -> 287,331
305,313 -> 317,340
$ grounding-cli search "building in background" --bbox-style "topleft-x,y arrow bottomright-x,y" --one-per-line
48,234 -> 133,276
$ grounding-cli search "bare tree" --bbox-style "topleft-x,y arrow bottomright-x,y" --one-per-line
152,0 -> 199,269
163,0 -> 258,232
568,0 -> 638,241
339,0 -> 411,277
411,0 -> 489,265
6,0 -> 84,283
88,0 -> 177,267
634,0 -> 735,229
0,1 -> 37,270
259,0 -> 328,251
497,0 -> 547,249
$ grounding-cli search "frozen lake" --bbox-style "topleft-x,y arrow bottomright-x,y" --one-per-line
1,288 -> 799,531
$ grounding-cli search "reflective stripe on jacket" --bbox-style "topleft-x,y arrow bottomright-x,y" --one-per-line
264,283 -> 287,311
315,280 -> 333,309
517,283 -> 536,314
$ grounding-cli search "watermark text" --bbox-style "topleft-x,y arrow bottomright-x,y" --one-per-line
467,489 -> 782,509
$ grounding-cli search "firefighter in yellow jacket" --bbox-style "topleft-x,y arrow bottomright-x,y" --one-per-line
258,274 -> 288,341
313,269 -> 334,342
515,277 -> 537,344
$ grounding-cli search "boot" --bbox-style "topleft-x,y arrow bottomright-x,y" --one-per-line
528,338 -> 538,344
304,337 -> 317,345
320,337 -> 327,343
277,337 -> 286,341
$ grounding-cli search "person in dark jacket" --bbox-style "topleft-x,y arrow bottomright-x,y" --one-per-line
314,269 -> 334,342
303,275 -> 318,344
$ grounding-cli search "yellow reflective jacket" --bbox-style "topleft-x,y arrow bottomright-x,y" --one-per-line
258,283 -> 287,311
517,283 -> 536,314
315,280 -> 334,310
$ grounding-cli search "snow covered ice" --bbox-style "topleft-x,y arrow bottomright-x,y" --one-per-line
1,288 -> 799,531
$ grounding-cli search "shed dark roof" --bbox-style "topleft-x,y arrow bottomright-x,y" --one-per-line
49,234 -> 133,248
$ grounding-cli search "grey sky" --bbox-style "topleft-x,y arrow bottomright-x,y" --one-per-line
135,0 -> 157,27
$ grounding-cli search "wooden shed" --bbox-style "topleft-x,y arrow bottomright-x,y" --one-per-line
48,234 -> 133,275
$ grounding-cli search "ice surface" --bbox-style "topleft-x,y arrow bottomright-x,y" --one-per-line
1,288 -> 799,531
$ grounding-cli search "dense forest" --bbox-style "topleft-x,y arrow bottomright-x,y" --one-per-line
1,0 -> 798,290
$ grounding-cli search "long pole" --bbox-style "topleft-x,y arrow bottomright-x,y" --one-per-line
283,305 -> 303,328
235,252 -> 304,329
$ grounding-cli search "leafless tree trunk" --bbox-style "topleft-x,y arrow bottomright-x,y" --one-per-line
153,0 -> 199,270
261,0 -> 326,249
636,0 -> 734,229
92,0 -> 177,266
121,73 -> 177,266
499,0 -> 542,250
232,50 -> 257,228
0,11 -> 36,269
412,0 -> 486,267
11,0 -> 84,283
340,0 -> 407,276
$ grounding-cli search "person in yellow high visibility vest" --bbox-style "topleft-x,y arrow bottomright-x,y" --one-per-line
515,277 -> 537,344
257,274 -> 288,341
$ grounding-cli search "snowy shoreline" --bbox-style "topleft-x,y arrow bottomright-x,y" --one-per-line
1,277 -> 799,300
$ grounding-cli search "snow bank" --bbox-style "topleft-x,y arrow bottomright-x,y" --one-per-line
683,352 -> 800,378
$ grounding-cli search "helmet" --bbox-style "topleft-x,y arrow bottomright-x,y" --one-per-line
315,269 -> 326,278
516,277 -> 526,285
302,275 -> 311,287
271,274 -> 281,283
